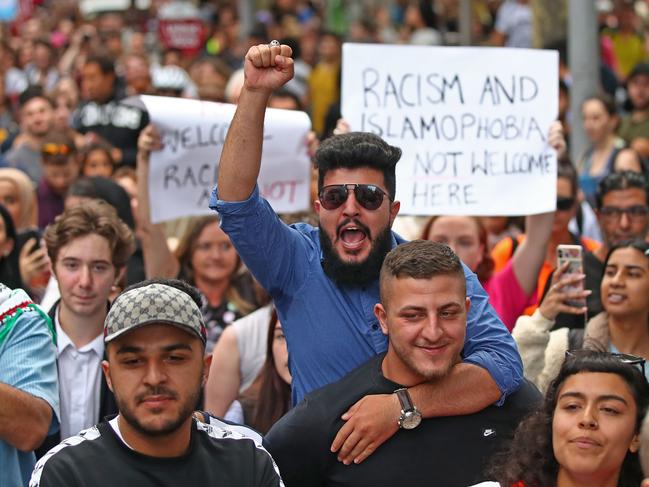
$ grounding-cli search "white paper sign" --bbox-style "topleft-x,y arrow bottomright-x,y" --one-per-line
342,44 -> 558,216
139,95 -> 312,223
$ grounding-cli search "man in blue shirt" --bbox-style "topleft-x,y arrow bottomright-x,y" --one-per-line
209,42 -> 523,465
0,284 -> 59,486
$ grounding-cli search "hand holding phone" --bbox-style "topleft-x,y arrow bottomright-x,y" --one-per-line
556,244 -> 585,308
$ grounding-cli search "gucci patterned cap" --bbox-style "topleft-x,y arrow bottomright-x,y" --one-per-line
104,283 -> 207,344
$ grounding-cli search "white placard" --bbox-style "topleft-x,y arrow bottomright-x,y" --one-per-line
342,44 -> 558,216
139,95 -> 312,223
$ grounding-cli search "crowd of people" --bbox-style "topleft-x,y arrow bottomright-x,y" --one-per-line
5,0 -> 649,486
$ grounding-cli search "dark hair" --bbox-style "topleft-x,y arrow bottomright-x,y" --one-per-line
582,93 -> 618,117
596,171 -> 649,210
270,88 -> 303,111
84,54 -> 116,77
280,37 -> 301,60
80,142 -> 116,175
67,176 -> 135,229
247,309 -> 291,434
380,240 -> 465,303
415,0 -> 437,28
18,85 -> 53,108
558,157 -> 578,199
315,132 -> 401,199
603,239 -> 649,269
488,351 -> 649,487
0,203 -> 16,244
44,199 -> 135,268
420,215 -> 494,283
559,79 -> 569,96
0,203 -> 21,289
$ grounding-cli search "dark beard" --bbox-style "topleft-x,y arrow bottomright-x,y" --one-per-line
320,223 -> 393,287
114,384 -> 200,438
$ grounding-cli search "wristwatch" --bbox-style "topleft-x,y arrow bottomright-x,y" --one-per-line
394,388 -> 422,430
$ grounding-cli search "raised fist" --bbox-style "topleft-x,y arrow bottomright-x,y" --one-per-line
243,43 -> 294,94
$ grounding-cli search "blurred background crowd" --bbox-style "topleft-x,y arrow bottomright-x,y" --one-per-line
3,0 -> 649,454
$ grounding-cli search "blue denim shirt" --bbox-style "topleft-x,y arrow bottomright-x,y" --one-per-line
211,185 -> 523,404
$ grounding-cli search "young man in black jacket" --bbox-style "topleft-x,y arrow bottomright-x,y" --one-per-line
31,279 -> 283,487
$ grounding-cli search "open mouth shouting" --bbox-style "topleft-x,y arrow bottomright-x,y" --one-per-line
337,220 -> 371,253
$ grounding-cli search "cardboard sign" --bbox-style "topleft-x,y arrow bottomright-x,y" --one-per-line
342,43 -> 559,216
139,95 -> 312,223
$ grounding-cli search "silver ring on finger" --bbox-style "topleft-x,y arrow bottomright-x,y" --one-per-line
269,39 -> 280,47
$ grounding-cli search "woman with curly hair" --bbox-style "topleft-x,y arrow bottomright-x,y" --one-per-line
481,350 -> 649,487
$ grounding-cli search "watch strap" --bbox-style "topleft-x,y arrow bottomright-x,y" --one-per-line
394,387 -> 414,412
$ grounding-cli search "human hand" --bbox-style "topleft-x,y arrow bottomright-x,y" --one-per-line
330,393 -> 400,465
137,124 -> 162,161
538,262 -> 590,321
71,24 -> 97,48
548,121 -> 567,160
306,131 -> 319,159
243,43 -> 294,94
19,238 -> 50,288
332,119 -> 351,136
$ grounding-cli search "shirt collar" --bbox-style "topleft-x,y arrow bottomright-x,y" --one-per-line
55,306 -> 105,357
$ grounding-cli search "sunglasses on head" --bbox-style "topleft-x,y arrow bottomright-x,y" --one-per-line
319,184 -> 390,211
565,349 -> 646,377
42,143 -> 72,156
556,197 -> 575,211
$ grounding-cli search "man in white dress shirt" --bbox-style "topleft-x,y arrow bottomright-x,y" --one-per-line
36,199 -> 135,455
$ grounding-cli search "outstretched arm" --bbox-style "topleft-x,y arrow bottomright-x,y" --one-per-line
509,121 -> 566,295
511,212 -> 554,295
217,43 -> 294,202
136,124 -> 179,279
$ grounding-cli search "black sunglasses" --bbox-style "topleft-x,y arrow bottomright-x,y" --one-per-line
556,197 -> 575,211
565,349 -> 646,377
319,184 -> 390,211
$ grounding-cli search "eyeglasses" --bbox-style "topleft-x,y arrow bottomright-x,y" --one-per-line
318,184 -> 390,211
556,197 -> 575,211
565,349 -> 646,377
42,143 -> 73,156
599,205 -> 649,221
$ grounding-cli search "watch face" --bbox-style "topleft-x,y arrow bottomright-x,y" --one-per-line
401,410 -> 422,430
